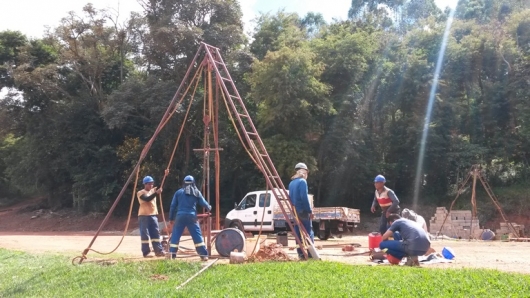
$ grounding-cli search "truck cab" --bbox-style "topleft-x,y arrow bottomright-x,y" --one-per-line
224,190 -> 276,232
224,189 -> 360,240
224,189 -> 314,233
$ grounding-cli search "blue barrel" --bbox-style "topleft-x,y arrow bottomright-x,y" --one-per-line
215,228 -> 246,257
481,229 -> 495,241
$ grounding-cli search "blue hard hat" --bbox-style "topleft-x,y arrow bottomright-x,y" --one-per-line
184,175 -> 194,183
374,175 -> 386,183
143,176 -> 154,184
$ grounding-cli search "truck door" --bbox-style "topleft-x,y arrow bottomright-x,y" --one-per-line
236,193 -> 258,231
257,192 -> 274,232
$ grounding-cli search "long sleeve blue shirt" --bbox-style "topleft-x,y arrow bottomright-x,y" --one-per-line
288,178 -> 312,214
169,188 -> 211,220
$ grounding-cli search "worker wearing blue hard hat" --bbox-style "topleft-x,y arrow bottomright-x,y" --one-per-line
137,175 -> 166,258
168,175 -> 212,261
371,175 -> 401,234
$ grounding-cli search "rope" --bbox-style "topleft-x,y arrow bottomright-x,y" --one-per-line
158,64 -> 204,237
72,167 -> 140,265
74,50 -> 208,264
251,183 -> 269,256
218,85 -> 259,165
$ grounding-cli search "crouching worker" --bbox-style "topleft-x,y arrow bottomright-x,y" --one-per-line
168,175 -> 212,261
380,214 -> 431,266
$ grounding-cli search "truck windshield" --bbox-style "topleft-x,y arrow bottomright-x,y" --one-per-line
236,194 -> 257,210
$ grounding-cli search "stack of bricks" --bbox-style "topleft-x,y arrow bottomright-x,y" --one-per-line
429,207 -> 481,239
496,222 -> 525,239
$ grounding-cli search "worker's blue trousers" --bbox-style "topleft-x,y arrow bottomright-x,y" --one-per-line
379,207 -> 401,234
380,232 -> 427,259
379,232 -> 406,259
294,213 -> 314,259
138,215 -> 164,256
379,210 -> 389,234
169,214 -> 208,258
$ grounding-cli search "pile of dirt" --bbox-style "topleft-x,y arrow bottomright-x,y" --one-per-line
248,243 -> 292,262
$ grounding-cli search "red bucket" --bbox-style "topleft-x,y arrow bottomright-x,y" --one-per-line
368,232 -> 382,250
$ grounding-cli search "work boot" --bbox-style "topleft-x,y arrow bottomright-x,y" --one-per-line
155,251 -> 166,257
405,256 -> 420,266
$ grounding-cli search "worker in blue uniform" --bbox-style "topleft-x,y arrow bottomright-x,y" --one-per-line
168,175 -> 211,261
288,162 -> 314,259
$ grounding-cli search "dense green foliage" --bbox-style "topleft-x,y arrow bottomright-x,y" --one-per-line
1,0 -> 530,219
1,249 -> 529,297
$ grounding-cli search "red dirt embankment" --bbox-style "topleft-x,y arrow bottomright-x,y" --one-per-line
0,198 -> 133,233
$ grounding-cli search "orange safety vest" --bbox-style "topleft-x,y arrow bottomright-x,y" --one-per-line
137,189 -> 159,216
375,187 -> 393,208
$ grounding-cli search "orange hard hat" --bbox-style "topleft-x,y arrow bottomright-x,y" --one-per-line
386,254 -> 402,265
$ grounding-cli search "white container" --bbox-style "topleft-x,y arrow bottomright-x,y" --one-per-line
245,235 -> 267,256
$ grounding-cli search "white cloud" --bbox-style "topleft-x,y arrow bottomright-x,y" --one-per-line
0,0 -> 142,39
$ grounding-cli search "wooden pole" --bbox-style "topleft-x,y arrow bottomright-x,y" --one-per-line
176,258 -> 219,290
471,167 -> 478,220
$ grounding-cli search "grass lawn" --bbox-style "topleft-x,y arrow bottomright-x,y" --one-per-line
1,248 -> 529,297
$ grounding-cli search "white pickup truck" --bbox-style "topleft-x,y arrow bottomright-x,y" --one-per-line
223,189 -> 361,240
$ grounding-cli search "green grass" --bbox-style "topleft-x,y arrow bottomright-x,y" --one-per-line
1,249 -> 529,297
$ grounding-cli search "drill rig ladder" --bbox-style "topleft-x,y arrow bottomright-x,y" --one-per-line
201,43 -> 316,259
74,43 -> 316,263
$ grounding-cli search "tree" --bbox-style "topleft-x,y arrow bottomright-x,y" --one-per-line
138,0 -> 245,80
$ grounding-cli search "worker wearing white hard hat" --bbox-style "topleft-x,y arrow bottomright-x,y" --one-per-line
289,162 -> 314,259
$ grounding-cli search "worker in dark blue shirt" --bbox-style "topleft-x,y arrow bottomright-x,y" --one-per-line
168,175 -> 211,261
288,162 -> 314,259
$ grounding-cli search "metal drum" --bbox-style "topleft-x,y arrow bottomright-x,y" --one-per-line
215,228 -> 246,257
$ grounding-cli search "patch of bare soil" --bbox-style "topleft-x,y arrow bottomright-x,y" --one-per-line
0,198 -> 135,233
150,274 -> 169,281
2,199 -> 530,274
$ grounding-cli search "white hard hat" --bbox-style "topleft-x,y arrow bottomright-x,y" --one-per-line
295,163 -> 308,171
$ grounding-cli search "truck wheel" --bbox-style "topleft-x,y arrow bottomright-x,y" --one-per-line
317,229 -> 331,240
229,221 -> 244,231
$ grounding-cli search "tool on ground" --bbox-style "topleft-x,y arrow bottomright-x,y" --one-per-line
176,258 -> 219,290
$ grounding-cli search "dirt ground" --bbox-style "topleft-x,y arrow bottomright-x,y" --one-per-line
1,199 -> 530,274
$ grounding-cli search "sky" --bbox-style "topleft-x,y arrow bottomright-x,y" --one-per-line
0,0 -> 459,39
